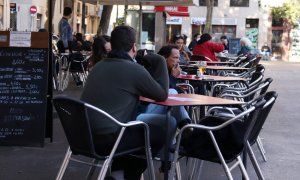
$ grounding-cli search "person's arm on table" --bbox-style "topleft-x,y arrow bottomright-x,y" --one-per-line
138,53 -> 169,101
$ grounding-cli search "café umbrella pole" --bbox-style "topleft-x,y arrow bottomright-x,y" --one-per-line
46,0 -> 53,142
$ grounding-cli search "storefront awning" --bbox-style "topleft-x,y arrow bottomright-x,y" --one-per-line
98,0 -> 198,6
155,6 -> 189,17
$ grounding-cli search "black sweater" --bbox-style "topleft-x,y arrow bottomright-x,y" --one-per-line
81,54 -> 169,134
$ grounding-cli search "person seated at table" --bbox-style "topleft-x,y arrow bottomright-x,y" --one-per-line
220,35 -> 229,51
73,33 -> 92,51
188,33 -> 201,51
141,46 -> 191,173
88,35 -> 111,68
237,37 -> 253,55
145,45 -> 191,128
81,25 -> 176,180
261,43 -> 271,60
193,33 -> 224,61
170,33 -> 191,65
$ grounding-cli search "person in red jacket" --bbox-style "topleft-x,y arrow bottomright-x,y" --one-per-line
192,33 -> 224,61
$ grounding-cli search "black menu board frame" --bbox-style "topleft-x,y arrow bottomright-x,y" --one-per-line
229,38 -> 241,55
0,31 -> 49,147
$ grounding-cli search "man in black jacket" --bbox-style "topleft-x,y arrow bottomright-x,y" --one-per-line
81,25 -> 176,180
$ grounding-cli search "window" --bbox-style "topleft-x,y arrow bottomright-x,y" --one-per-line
0,4 -> 3,30
36,14 -> 42,30
230,0 -> 249,7
191,25 -> 205,37
85,5 -> 88,15
166,25 -> 181,43
142,13 -> 155,45
246,19 -> 259,28
245,19 -> 259,48
77,2 -> 81,14
199,0 -> 218,6
272,18 -> 283,27
212,25 -> 236,40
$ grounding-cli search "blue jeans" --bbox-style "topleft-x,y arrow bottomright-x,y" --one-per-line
144,89 -> 191,127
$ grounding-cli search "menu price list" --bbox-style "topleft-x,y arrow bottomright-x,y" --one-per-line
0,47 -> 48,146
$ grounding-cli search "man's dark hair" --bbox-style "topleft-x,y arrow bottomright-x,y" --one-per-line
157,44 -> 179,59
63,7 -> 72,16
220,35 -> 227,40
111,25 -> 136,52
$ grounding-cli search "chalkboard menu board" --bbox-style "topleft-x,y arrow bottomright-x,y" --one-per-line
0,32 -> 49,147
229,38 -> 241,54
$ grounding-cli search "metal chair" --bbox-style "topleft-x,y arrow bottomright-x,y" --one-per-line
66,52 -> 90,86
246,91 -> 278,180
169,98 -> 266,180
53,96 -> 155,180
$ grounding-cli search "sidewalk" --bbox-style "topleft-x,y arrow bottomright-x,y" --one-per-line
0,61 -> 299,180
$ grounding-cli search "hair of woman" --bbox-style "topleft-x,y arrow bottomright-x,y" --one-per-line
90,36 -> 108,66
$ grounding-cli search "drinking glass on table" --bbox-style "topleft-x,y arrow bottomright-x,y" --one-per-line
197,61 -> 207,78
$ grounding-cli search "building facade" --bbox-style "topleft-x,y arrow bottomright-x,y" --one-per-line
53,0 -> 100,40
111,0 -> 271,53
0,0 -> 10,31
8,0 -> 47,31
0,0 -> 99,37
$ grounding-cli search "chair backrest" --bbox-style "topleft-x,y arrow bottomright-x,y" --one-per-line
220,76 -> 272,103
248,91 -> 278,145
53,96 -> 99,158
181,98 -> 266,162
68,52 -> 89,72
255,64 -> 265,74
190,55 -> 213,62
248,71 -> 264,87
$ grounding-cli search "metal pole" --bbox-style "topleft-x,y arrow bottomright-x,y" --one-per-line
139,2 -> 142,49
47,0 -> 53,142
82,0 -> 86,34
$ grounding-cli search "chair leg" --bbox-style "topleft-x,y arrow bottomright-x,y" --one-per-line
237,156 -> 250,180
97,159 -> 110,180
140,173 -> 144,180
256,136 -> 267,162
175,161 -> 182,180
86,159 -> 99,180
192,160 -> 204,180
56,147 -> 72,180
247,141 -> 265,180
184,158 -> 197,180
209,131 -> 234,180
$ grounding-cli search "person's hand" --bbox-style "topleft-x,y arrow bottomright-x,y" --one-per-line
172,64 -> 181,77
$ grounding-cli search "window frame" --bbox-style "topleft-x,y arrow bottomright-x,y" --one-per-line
230,0 -> 249,7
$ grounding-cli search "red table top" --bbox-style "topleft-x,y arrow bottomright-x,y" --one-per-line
140,94 -> 244,107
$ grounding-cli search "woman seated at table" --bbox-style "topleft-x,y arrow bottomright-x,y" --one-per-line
237,37 -> 252,55
73,33 -> 92,51
170,34 -> 191,65
193,33 -> 224,62
156,45 -> 191,128
88,35 -> 111,68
